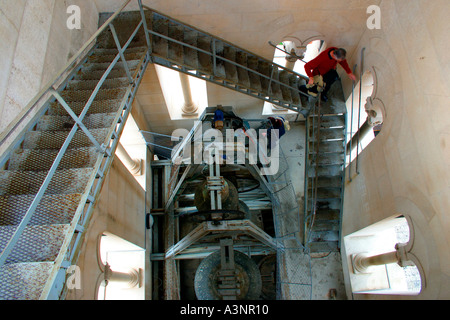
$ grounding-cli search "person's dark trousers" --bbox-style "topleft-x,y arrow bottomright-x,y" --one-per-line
321,69 -> 340,97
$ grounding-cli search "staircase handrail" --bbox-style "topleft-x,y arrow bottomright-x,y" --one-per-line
148,27 -> 310,100
305,94 -> 322,244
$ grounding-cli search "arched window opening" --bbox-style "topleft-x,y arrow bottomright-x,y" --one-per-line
293,39 -> 325,78
155,65 -> 208,120
344,215 -> 423,295
264,39 -> 324,115
96,232 -> 145,300
345,69 -> 383,166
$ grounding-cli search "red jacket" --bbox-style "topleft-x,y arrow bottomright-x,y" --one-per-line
304,47 -> 352,78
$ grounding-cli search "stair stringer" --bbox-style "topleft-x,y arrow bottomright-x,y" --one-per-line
145,9 -> 309,114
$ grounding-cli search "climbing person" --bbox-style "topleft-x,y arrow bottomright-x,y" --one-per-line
300,47 -> 356,102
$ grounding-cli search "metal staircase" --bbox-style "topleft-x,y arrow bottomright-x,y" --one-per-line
147,9 -> 307,113
303,83 -> 347,253
0,1 -> 151,299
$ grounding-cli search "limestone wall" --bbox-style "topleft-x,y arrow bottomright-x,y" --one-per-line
0,0 -> 99,134
341,0 -> 450,299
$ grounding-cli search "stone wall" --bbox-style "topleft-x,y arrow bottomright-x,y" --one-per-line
341,0 -> 450,299
0,0 -> 99,134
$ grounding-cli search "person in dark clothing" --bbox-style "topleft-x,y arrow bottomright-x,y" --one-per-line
267,116 -> 289,150
300,47 -> 356,102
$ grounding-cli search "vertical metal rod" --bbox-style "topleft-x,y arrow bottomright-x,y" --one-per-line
215,156 -> 222,210
209,158 -> 216,211
138,0 -> 151,49
356,48 -> 365,175
79,54 -> 121,127
268,65 -> 276,97
348,64 -> 357,182
109,23 -> 133,83
212,39 -> 217,77
303,115 -> 310,245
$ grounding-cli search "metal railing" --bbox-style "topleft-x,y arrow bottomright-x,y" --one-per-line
356,47 -> 365,175
144,10 -> 310,113
347,64 -> 358,182
346,47 -> 366,180
0,0 -> 152,299
303,93 -> 322,245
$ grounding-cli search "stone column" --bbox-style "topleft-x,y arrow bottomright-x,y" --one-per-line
104,263 -> 142,288
179,73 -> 198,114
116,142 -> 143,176
352,243 -> 414,274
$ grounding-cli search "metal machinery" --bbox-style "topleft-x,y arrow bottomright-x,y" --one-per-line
150,106 -> 294,300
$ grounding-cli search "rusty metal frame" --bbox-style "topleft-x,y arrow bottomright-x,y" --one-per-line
165,220 -> 283,260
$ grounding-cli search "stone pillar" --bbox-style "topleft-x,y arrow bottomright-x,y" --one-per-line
116,142 -> 143,176
104,263 -> 142,288
352,243 -> 414,274
179,73 -> 198,114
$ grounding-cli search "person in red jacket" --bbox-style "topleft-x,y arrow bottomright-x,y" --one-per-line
300,47 -> 356,102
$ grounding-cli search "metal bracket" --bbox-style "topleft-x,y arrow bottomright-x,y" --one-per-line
165,219 -> 282,260
50,90 -> 105,153
218,239 -> 240,300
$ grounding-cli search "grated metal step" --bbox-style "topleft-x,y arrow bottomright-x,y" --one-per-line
308,127 -> 345,141
83,60 -> 141,71
307,164 -> 344,178
37,113 -> 117,131
311,220 -> 340,232
66,78 -> 131,91
314,209 -> 340,222
0,224 -> 70,264
88,50 -> 147,64
75,69 -> 130,81
310,176 -> 342,188
307,187 -> 342,200
308,114 -> 346,128
90,46 -> 148,57
0,262 -> 54,300
308,198 -> 342,211
309,140 -> 345,154
23,128 -> 110,150
0,168 -> 93,196
0,193 -> 82,226
48,99 -> 123,116
60,88 -> 129,102
310,153 -> 345,166
8,147 -> 99,172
